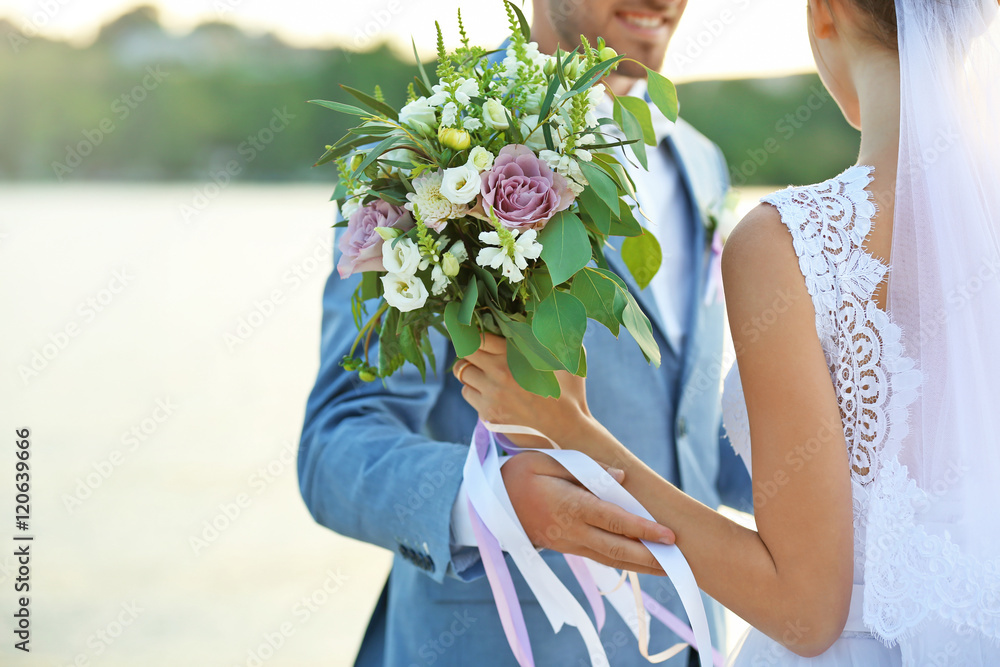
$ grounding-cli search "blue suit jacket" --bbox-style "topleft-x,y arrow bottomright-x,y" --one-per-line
298,118 -> 752,666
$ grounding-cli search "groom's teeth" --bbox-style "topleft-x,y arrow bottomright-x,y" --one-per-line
619,12 -> 664,29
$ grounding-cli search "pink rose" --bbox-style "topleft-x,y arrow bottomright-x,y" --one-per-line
337,200 -> 413,279
479,144 -> 575,231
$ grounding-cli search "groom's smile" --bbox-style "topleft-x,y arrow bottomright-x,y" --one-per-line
537,0 -> 688,80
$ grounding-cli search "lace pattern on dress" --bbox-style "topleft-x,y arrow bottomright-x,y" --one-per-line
761,165 -> 1000,649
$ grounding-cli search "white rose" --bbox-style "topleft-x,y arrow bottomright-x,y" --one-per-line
381,273 -> 429,312
399,97 -> 437,135
483,98 -> 510,131
467,146 -> 494,172
381,238 -> 422,276
440,163 -> 482,205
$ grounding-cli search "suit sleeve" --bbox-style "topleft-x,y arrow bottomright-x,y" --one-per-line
297,235 -> 473,583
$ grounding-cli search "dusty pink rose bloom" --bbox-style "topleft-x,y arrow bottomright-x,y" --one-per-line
479,144 -> 575,231
337,200 -> 413,278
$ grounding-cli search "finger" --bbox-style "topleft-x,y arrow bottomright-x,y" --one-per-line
457,364 -> 487,392
570,546 -> 666,577
573,527 -> 666,575
581,495 -> 676,545
452,359 -> 471,383
460,383 -> 483,411
478,333 -> 507,355
596,462 -> 626,484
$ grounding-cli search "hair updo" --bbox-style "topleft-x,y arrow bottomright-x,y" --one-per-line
847,0 -> 899,49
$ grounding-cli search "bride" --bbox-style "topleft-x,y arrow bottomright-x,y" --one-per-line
453,0 -> 1000,663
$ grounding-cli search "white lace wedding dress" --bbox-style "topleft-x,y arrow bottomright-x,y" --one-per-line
721,166 -> 917,665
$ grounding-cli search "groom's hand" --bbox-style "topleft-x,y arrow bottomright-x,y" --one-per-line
502,452 -> 674,576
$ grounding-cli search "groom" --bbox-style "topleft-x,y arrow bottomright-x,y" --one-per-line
298,0 -> 752,664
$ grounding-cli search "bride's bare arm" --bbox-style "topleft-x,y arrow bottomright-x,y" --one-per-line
458,205 -> 855,657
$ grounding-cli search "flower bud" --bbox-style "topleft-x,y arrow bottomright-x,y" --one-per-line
543,57 -> 557,77
374,226 -> 403,241
349,153 -> 365,172
599,46 -> 618,62
442,252 -> 460,277
359,370 -> 378,382
438,126 -> 472,151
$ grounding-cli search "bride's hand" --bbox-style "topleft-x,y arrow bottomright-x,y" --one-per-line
454,333 -> 595,449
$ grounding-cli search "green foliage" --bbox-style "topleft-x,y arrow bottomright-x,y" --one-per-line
621,231 -> 663,290
537,211 -> 591,286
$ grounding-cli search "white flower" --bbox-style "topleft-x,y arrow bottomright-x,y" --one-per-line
399,97 -> 437,135
404,171 -> 469,232
520,115 -> 567,151
381,273 -> 429,312
476,229 -> 543,283
462,117 -> 483,132
381,237 -> 422,276
426,83 -> 449,106
454,78 -> 479,105
340,197 -> 362,220
575,149 -> 593,162
524,87 -> 544,114
440,163 -> 482,206
441,102 -> 458,128
483,98 -> 510,131
539,150 -> 587,195
430,265 -> 449,295
467,146 -> 494,172
450,239 -> 468,263
585,86 -> 606,127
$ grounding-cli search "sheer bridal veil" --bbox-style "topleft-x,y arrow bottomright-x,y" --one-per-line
865,0 -> 1000,660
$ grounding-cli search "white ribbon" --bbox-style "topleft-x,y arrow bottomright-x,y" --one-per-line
464,421 -> 717,667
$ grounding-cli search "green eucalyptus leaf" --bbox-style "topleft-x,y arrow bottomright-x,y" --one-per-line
308,100 -> 371,117
645,68 -> 679,122
361,272 -> 380,301
623,296 -> 661,367
444,301 -> 481,358
507,341 -> 561,398
578,161 -> 621,216
350,135 -> 404,181
340,84 -> 399,120
612,99 -> 648,170
617,96 -> 656,146
398,325 -> 426,382
570,267 -> 627,335
608,204 -> 643,237
577,186 -> 612,235
458,277 -> 479,326
506,1 -> 532,41
538,211 -> 592,286
492,311 -> 564,371
532,290 -> 588,372
412,37 -> 433,91
472,265 -> 500,301
621,231 -> 663,290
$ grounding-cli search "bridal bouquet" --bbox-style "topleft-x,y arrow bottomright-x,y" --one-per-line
313,2 -> 678,397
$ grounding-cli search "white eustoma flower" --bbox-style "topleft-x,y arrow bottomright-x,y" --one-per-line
476,229 -> 543,283
467,146 -> 494,172
381,273 -> 429,312
399,97 -> 438,135
440,163 -> 482,205
381,238 -> 422,276
404,171 -> 468,231
483,98 -> 510,131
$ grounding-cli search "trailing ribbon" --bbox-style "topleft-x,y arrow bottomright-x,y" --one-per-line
463,419 -> 723,667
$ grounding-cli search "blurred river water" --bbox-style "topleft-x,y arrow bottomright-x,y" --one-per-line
0,183 -> 768,666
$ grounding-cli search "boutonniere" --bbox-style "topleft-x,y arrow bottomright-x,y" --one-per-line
703,189 -> 741,305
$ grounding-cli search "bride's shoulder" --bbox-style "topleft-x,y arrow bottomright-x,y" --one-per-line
721,202 -> 803,309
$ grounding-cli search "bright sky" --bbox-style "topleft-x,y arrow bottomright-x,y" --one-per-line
0,0 -> 816,81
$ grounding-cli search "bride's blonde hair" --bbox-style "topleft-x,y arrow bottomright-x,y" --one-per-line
846,0 -> 898,49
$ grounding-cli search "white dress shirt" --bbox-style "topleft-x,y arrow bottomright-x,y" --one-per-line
449,80 -> 696,556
